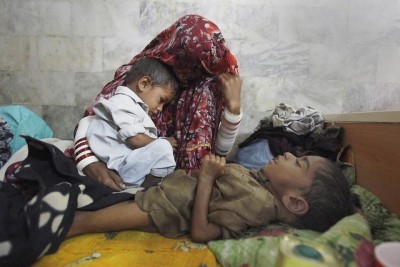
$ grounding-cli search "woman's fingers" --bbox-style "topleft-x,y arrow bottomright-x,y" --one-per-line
218,74 -> 242,114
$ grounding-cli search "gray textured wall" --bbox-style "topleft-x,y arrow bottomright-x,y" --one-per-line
1,0 -> 400,139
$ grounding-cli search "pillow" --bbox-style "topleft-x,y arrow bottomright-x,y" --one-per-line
0,105 -> 53,154
208,214 -> 372,267
352,185 -> 400,244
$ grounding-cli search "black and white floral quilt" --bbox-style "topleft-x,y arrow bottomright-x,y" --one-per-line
0,136 -> 134,266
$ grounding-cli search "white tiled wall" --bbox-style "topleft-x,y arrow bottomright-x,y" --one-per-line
1,0 -> 400,139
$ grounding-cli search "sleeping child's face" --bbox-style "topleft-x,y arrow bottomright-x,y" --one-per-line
140,84 -> 175,114
261,153 -> 325,200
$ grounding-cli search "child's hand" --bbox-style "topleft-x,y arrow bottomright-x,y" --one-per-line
199,154 -> 226,184
165,136 -> 177,148
218,73 -> 242,115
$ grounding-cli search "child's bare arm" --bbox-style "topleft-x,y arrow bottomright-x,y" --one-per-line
126,134 -> 156,149
191,154 -> 225,243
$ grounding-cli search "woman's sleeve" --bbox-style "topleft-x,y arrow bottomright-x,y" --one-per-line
215,108 -> 242,156
74,116 -> 99,172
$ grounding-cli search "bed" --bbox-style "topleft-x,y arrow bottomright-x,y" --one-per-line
1,106 -> 399,267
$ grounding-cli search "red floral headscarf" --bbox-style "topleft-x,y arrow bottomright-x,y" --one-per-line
84,14 -> 239,172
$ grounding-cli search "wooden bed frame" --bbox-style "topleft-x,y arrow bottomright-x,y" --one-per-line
324,111 -> 400,215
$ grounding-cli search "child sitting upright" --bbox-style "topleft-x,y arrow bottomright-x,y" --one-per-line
86,57 -> 179,187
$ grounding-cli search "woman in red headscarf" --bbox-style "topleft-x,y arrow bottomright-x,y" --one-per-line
74,14 -> 242,190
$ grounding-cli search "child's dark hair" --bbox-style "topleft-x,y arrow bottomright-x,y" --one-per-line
123,57 -> 179,93
296,158 -> 355,232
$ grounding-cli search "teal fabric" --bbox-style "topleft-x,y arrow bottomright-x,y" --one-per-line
0,105 -> 53,153
0,115 -> 13,168
234,139 -> 274,170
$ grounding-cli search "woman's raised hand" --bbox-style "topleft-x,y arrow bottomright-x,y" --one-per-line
218,73 -> 242,115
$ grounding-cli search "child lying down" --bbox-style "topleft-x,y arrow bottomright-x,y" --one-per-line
67,152 -> 355,243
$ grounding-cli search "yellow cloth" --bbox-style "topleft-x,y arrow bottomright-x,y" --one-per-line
33,231 -> 219,267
